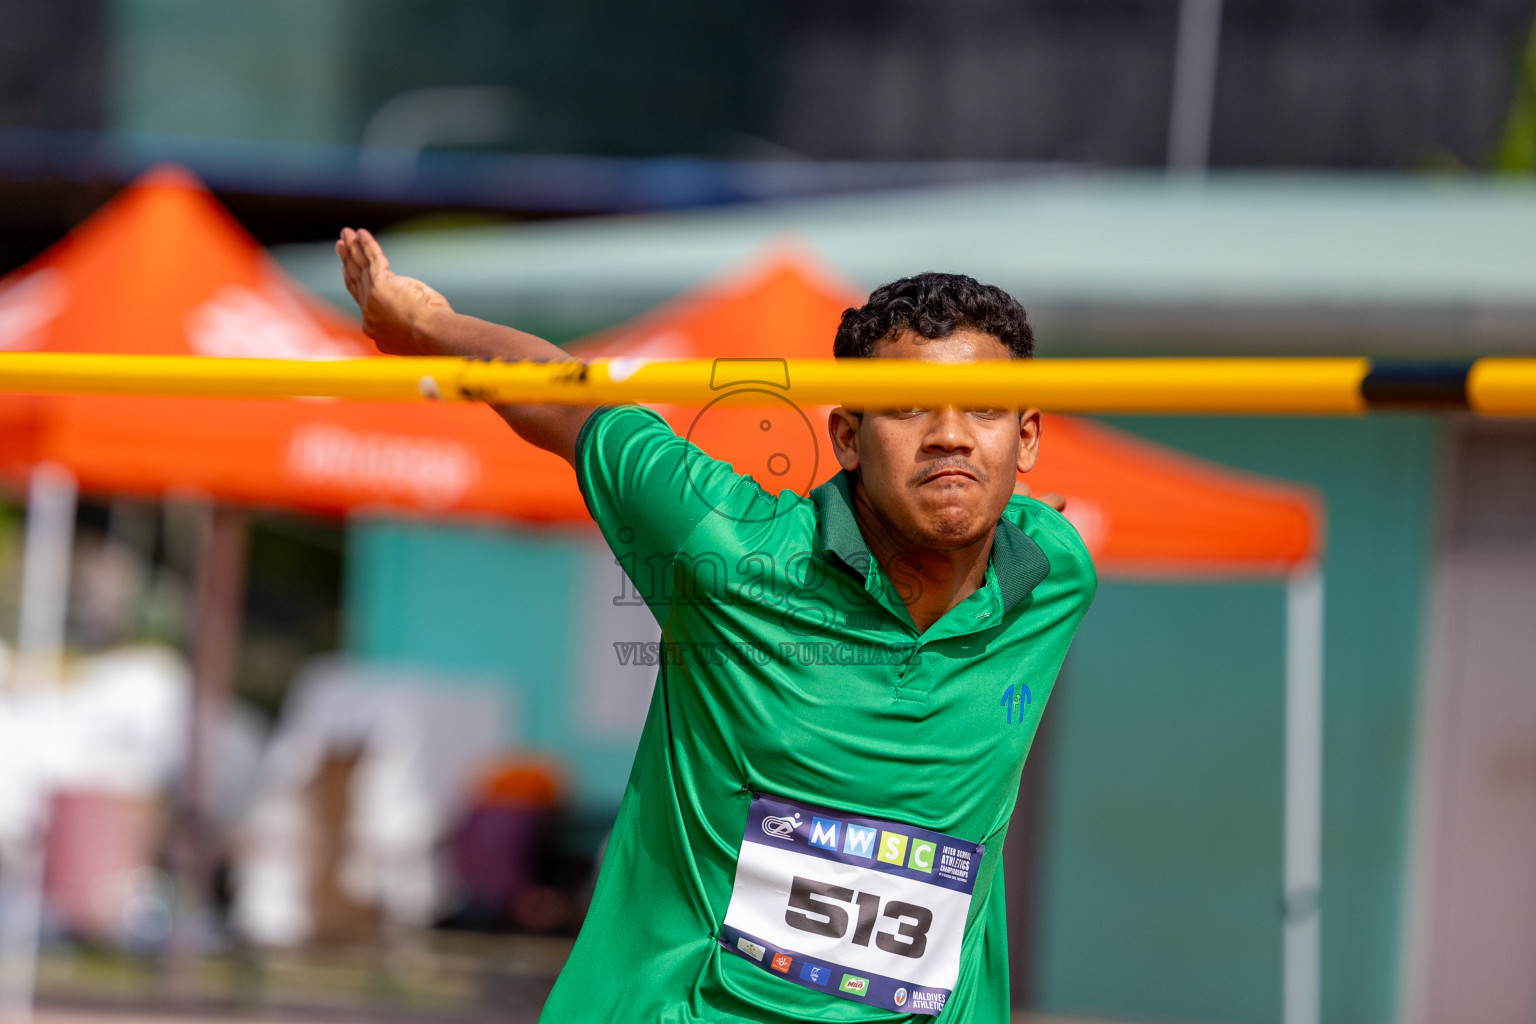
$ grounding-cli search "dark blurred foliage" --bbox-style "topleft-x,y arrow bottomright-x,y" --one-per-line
0,0 -> 1533,275
237,516 -> 344,718
772,0 -> 1536,167
4,0 -> 1531,167
0,0 -> 112,277
52,499 -> 343,719
0,0 -> 108,132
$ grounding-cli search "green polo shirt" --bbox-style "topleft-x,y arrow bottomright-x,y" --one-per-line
539,405 -> 1095,1023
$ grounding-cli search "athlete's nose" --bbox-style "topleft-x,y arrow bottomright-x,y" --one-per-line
922,405 -> 975,454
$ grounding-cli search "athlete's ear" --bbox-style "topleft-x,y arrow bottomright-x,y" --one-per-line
1016,408 -> 1042,475
828,407 -> 861,471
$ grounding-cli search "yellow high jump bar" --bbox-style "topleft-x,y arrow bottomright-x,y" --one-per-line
0,353 -> 1532,415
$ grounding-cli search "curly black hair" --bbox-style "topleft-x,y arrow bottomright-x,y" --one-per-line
833,272 -> 1034,359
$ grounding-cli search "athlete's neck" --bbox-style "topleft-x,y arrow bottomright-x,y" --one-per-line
850,478 -> 995,634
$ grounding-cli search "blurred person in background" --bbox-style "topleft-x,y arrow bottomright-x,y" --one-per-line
336,228 -> 1094,1022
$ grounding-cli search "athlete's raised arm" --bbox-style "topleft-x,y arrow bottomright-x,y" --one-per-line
335,226 -> 595,465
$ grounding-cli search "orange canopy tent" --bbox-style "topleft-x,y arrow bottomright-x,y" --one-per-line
0,166 -> 580,521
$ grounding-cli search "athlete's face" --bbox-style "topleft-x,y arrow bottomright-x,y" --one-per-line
827,330 -> 1041,551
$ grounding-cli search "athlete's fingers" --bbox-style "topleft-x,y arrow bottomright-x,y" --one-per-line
358,228 -> 390,276
1013,480 -> 1067,511
342,263 -> 363,300
336,241 -> 356,286
337,229 -> 367,279
338,228 -> 368,267
337,239 -> 366,297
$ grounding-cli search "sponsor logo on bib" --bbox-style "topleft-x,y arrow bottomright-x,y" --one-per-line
840,974 -> 869,996
809,818 -> 840,851
894,987 -> 909,1007
877,831 -> 908,866
761,812 -> 801,841
843,824 -> 877,858
770,953 -> 792,973
911,989 -> 947,1013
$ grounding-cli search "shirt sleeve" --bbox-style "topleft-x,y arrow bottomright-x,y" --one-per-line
1007,495 -> 1099,609
574,405 -> 778,619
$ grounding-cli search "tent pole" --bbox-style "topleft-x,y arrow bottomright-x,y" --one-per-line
1285,568 -> 1324,1024
164,504 -> 248,998
0,463 -> 77,1024
14,463 -> 76,690
0,832 -> 43,1024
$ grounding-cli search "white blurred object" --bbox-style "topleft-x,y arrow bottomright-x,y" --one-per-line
0,644 -> 191,1024
0,646 -> 266,911
0,646 -> 190,850
231,787 -> 312,948
232,658 -> 509,947
62,646 -> 190,794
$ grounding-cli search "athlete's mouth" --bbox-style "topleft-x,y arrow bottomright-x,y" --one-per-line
916,465 -> 981,485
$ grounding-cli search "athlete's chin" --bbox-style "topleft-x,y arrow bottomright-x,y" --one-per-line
907,511 -> 990,551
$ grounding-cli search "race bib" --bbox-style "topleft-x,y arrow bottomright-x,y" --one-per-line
720,794 -> 984,1016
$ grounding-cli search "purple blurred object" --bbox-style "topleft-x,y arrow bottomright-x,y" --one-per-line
451,805 -> 548,923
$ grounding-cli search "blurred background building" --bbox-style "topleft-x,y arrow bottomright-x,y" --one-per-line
5,0 -> 1536,263
1,2 -> 1536,1024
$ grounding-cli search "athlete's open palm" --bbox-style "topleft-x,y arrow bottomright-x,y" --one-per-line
335,227 -> 451,356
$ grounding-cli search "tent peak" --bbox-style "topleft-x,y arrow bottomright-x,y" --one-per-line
568,248 -> 858,362
0,163 -> 373,360
743,244 -> 865,304
129,163 -> 212,195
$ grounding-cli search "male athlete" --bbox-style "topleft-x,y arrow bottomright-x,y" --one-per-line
336,228 -> 1095,1022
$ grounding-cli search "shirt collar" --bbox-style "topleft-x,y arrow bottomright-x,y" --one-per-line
809,470 -> 1051,613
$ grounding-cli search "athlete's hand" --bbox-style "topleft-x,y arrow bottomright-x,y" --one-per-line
335,227 -> 452,355
1014,480 -> 1066,512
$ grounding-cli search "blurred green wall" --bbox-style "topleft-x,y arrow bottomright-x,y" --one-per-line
110,0 -> 358,143
1034,416 -> 1439,1024
343,518 -> 641,809
343,416 -> 1439,1024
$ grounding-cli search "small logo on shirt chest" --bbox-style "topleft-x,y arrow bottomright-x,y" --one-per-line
1000,683 -> 1032,724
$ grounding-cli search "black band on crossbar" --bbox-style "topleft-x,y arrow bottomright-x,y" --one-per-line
1361,361 -> 1473,409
